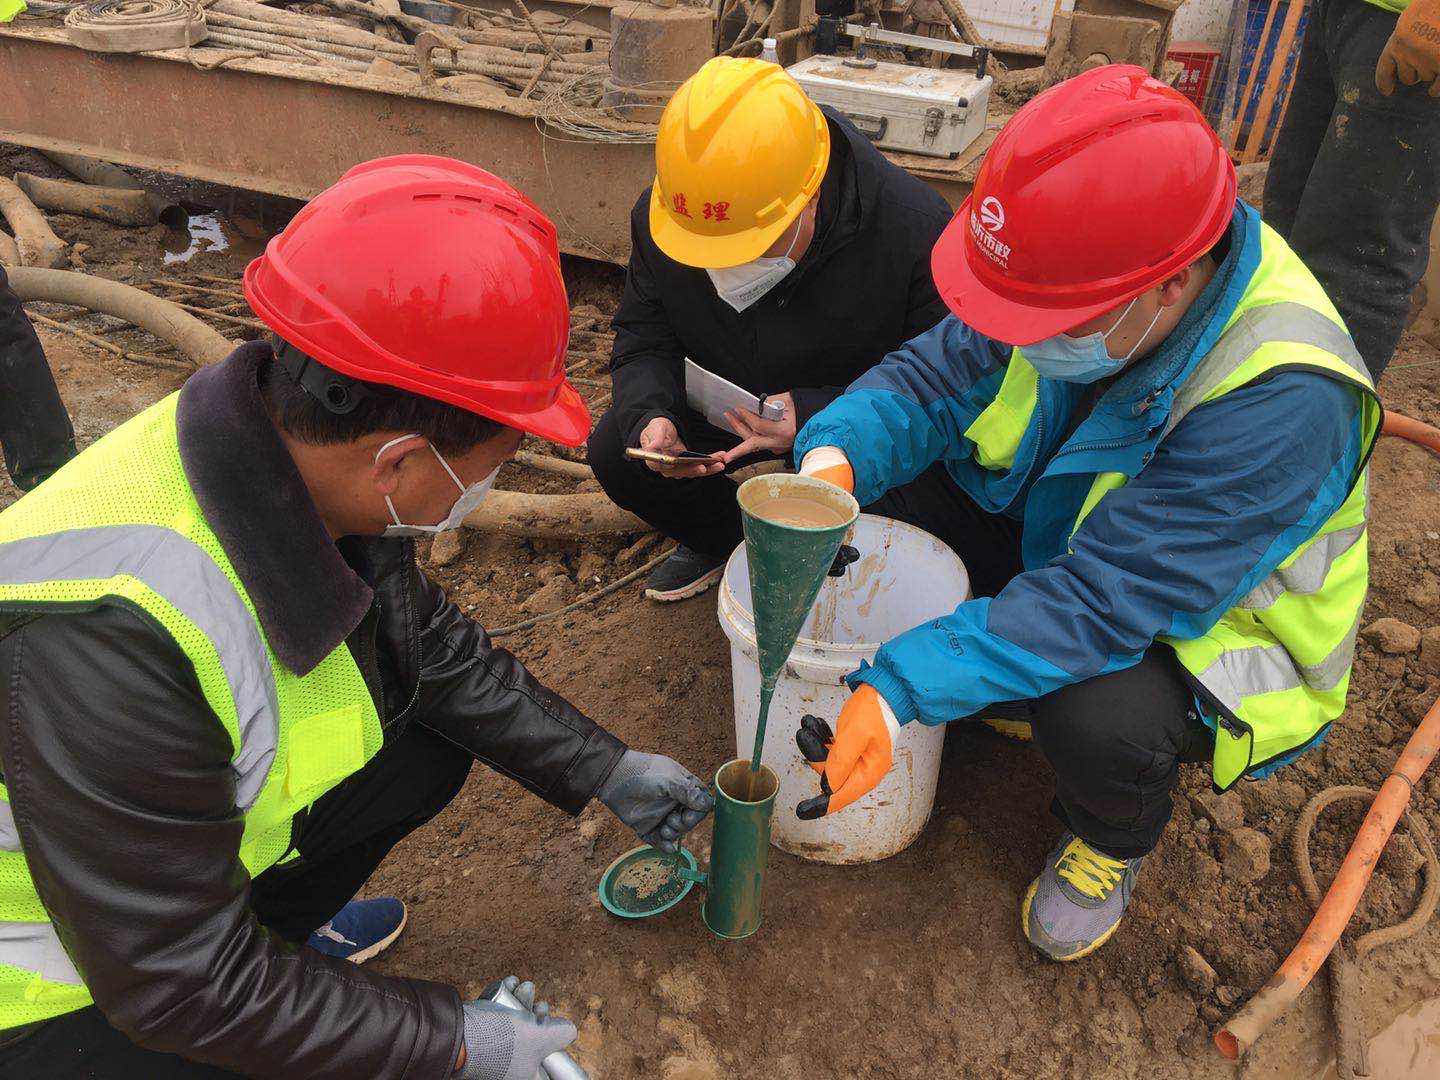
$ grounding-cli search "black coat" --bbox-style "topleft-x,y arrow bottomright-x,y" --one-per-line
608,107 -> 956,447
0,266 -> 75,490
0,346 -> 625,1078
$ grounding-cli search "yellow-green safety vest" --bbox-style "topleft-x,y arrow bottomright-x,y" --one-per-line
0,392 -> 383,1029
964,221 -> 1381,791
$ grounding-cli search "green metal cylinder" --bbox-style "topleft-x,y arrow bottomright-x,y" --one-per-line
701,758 -> 778,940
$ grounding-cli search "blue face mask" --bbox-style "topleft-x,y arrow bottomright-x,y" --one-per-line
1023,296 -> 1162,383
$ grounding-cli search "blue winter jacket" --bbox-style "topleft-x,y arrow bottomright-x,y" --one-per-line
792,203 -> 1368,729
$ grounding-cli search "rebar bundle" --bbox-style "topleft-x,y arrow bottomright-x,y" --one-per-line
204,1 -> 600,87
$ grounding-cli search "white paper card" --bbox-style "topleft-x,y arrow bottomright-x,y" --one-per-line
685,357 -> 786,430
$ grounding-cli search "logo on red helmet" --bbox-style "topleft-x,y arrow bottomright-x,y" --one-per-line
969,196 -> 1012,269
978,196 -> 1005,233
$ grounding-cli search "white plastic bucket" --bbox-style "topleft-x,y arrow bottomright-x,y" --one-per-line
717,513 -> 970,864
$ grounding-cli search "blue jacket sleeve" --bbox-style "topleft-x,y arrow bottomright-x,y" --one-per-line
793,316 -> 1011,505
852,372 -> 1367,724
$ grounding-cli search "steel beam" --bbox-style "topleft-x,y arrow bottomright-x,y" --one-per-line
0,27 -> 652,262
0,26 -> 991,263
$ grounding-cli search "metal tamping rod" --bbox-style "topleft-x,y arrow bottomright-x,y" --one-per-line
484,982 -> 590,1080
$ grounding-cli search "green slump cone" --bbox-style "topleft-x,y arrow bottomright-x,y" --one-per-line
736,474 -> 860,781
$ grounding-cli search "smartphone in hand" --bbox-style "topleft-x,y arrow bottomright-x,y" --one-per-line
625,447 -> 719,467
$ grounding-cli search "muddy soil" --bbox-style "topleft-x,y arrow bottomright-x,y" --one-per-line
4,162 -> 1439,1079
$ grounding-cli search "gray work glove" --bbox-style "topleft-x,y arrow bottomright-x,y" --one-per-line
460,978 -> 576,1080
597,750 -> 714,853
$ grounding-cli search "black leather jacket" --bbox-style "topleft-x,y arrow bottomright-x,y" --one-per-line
0,345 -> 626,1077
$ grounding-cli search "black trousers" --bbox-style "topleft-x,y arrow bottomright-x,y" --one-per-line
0,722 -> 471,1079
860,473 -> 1215,859
588,405 -> 795,562
1263,0 -> 1440,381
594,405 -> 1209,856
0,267 -> 76,492
587,406 -> 1027,597
1001,648 -> 1213,860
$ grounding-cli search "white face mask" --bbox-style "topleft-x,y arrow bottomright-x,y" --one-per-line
706,213 -> 806,313
377,433 -> 499,538
1023,295 -> 1164,384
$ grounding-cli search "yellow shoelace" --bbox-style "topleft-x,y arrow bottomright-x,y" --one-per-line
1055,837 -> 1126,900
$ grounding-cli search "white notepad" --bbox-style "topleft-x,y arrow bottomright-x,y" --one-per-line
685,358 -> 787,430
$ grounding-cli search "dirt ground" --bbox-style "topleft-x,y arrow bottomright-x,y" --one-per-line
4,151 -> 1440,1079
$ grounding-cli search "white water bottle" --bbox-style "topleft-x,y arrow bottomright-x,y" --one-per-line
760,37 -> 779,64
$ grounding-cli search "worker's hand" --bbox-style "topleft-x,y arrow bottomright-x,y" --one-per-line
1377,0 -> 1440,96
798,445 -> 855,494
637,416 -> 725,479
794,684 -> 898,819
719,391 -> 797,463
458,981 -> 577,1080
597,749 -> 715,852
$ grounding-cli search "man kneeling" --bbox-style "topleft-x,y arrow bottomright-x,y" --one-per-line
0,157 -> 711,1078
791,68 -> 1379,962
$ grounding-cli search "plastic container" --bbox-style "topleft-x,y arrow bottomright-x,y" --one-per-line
1167,41 -> 1221,111
717,513 -> 970,864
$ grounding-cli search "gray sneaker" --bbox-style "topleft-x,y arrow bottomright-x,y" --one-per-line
1022,832 -> 1142,962
644,546 -> 725,602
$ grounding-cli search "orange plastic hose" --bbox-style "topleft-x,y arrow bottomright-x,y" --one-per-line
1382,409 -> 1440,454
1215,410 -> 1440,1059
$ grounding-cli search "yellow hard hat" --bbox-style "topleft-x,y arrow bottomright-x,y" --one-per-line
649,57 -> 830,269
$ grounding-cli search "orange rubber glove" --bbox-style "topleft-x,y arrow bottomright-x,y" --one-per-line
1377,0 -> 1440,96
793,684 -> 898,819
798,446 -> 854,494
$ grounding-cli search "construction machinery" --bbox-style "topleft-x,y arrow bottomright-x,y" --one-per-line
0,0 -> 1022,262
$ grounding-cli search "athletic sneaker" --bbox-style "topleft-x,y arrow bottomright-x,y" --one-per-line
645,546 -> 725,602
1022,833 -> 1142,962
982,718 -> 1034,741
307,897 -> 408,964
977,700 -> 1034,741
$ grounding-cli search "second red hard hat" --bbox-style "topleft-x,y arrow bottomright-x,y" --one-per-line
931,64 -> 1237,346
244,155 -> 590,446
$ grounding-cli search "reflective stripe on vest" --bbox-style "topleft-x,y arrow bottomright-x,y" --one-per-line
0,526 -> 278,807
1237,520 -> 1366,610
1193,611 -> 1363,713
1164,301 -> 1371,436
0,792 -> 82,990
1150,299 -> 1379,789
0,392 -> 382,1030
0,790 -> 80,990
0,923 -> 81,988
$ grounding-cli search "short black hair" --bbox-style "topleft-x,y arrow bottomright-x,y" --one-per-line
259,337 -> 507,455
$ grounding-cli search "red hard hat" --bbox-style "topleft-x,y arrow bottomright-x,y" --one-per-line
244,155 -> 589,446
931,65 -> 1237,346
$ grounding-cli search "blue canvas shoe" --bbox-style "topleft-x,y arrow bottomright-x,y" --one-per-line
307,897 -> 408,964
